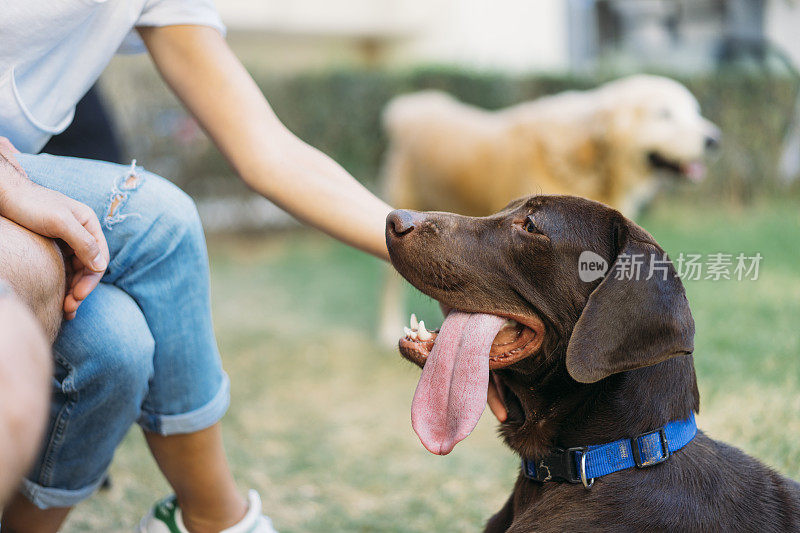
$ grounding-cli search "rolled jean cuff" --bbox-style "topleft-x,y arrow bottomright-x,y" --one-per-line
21,474 -> 107,509
137,373 -> 230,436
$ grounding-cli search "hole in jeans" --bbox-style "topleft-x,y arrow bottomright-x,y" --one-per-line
104,160 -> 144,229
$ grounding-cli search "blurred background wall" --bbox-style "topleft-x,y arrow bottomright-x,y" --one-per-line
77,0 -> 800,231
215,0 -> 800,74
216,0 -> 568,73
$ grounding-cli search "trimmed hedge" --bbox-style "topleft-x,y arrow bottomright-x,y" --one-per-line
108,64 -> 800,204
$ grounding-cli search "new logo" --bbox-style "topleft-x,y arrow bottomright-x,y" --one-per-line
578,251 -> 608,282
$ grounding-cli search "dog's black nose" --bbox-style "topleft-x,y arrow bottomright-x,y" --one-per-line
705,125 -> 721,150
387,209 -> 421,237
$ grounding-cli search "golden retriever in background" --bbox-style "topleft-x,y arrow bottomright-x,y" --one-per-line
378,74 -> 720,344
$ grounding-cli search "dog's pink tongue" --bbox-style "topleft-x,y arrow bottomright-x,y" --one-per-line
684,161 -> 707,182
411,311 -> 506,455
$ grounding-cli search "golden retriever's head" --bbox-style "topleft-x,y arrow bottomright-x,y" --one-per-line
599,75 -> 719,182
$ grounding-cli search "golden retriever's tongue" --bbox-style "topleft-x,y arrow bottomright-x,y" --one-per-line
684,161 -> 707,182
411,311 -> 506,455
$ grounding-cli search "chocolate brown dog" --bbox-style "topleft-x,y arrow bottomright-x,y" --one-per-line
386,195 -> 800,532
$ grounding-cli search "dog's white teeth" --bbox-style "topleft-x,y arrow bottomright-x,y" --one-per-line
404,327 -> 413,338
410,313 -> 419,330
418,321 -> 432,341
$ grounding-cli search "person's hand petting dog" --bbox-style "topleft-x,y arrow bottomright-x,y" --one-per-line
0,137 -> 109,320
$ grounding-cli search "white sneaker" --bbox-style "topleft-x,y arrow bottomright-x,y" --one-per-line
138,489 -> 277,533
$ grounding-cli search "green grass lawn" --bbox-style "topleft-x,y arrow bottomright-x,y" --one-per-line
63,199 -> 799,532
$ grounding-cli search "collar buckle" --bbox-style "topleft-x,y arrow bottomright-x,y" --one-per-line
562,447 -> 586,484
521,446 -> 586,484
631,426 -> 670,468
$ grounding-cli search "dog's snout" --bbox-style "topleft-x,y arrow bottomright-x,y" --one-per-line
387,209 -> 422,237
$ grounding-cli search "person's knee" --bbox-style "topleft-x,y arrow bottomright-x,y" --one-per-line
129,174 -> 208,269
0,217 -> 65,342
59,287 -> 155,404
165,185 -> 204,248
55,321 -> 154,429
97,336 -> 154,403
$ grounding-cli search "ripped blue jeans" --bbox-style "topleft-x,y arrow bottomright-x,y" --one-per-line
14,153 -> 229,509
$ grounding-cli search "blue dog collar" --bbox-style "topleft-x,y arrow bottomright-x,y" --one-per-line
521,412 -> 697,488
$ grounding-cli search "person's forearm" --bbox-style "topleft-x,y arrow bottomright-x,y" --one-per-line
139,26 -> 392,260
245,132 -> 393,260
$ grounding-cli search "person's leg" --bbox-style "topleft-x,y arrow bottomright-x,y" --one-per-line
0,219 -> 59,509
145,424 -> 244,531
16,153 -> 248,531
0,216 -> 64,342
2,494 -> 70,533
2,283 -> 155,532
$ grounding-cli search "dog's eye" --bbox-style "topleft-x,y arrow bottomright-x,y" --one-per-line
522,215 -> 540,234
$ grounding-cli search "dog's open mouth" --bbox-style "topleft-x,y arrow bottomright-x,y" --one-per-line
648,152 -> 706,182
397,309 -> 541,456
399,313 -> 539,369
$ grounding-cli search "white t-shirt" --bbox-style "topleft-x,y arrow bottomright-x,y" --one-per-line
0,0 -> 225,154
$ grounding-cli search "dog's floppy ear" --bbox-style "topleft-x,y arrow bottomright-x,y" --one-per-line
566,217 -> 695,383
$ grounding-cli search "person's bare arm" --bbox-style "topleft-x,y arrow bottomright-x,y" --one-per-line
138,25 -> 508,421
138,25 -> 392,260
0,285 -> 51,507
